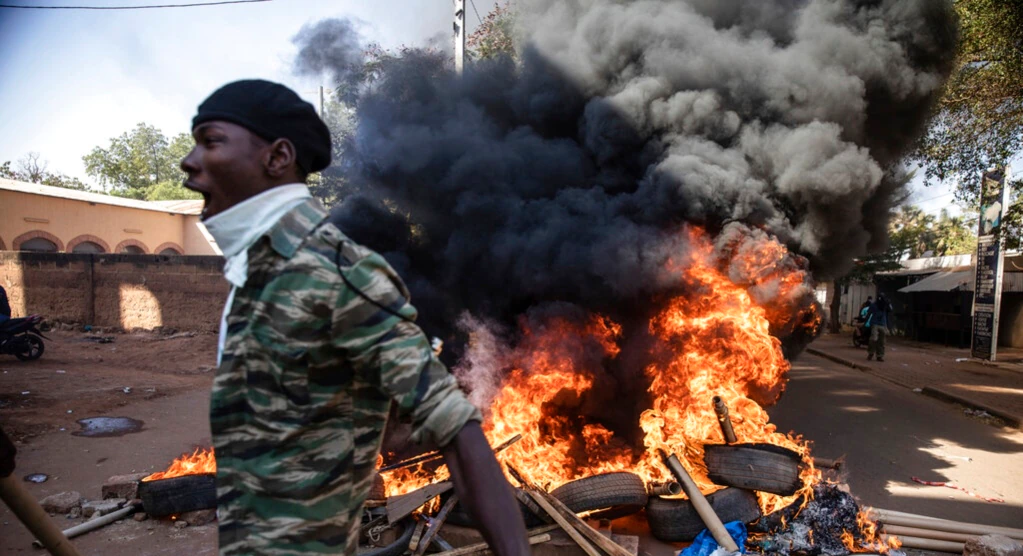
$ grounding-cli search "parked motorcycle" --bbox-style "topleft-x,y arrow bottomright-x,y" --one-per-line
0,315 -> 47,361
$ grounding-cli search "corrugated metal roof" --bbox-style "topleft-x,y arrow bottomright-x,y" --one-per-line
899,268 -> 1023,293
899,270 -> 971,293
1,178 -> 200,215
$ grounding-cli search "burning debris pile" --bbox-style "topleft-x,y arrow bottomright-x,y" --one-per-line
288,0 -> 962,553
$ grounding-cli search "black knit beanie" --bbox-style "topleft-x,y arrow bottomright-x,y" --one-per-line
193,79 -> 331,173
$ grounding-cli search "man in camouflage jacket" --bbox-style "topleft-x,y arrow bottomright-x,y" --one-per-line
182,80 -> 529,556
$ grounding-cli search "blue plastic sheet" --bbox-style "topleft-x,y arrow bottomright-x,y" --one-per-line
679,521 -> 747,556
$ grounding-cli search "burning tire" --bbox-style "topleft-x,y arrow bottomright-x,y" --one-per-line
358,517 -> 415,556
703,443 -> 802,496
645,487 -> 760,542
550,472 -> 648,519
138,473 -> 217,517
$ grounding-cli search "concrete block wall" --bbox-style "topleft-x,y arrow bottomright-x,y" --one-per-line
0,251 -> 228,332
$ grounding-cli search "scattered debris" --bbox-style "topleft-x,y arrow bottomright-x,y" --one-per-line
955,358 -> 970,362
180,508 -> 217,527
102,473 -> 148,500
910,477 -> 1005,503
84,336 -> 114,344
964,408 -> 993,418
912,388 -> 923,393
122,387 -> 132,394
174,520 -> 189,529
40,491 -> 82,514
23,473 -> 49,483
82,498 -> 126,518
964,534 -> 1023,556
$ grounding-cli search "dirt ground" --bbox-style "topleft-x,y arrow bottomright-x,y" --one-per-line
0,330 -> 220,555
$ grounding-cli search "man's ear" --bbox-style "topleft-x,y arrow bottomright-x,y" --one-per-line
264,138 -> 298,179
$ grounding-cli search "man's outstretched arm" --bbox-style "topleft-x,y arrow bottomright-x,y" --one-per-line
442,421 -> 531,556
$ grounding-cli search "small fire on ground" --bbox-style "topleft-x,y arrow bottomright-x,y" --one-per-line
143,448 -> 216,482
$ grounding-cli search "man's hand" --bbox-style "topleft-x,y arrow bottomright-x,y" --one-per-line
441,421 -> 530,556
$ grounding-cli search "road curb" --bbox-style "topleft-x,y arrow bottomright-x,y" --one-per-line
805,347 -> 872,372
920,387 -> 1022,428
805,347 -> 1022,429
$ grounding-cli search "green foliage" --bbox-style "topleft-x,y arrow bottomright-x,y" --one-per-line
468,2 -> 516,61
911,0 -> 1023,237
843,204 -> 978,284
145,180 -> 202,201
83,123 -> 193,200
308,99 -> 357,207
932,208 -> 978,255
0,153 -> 91,191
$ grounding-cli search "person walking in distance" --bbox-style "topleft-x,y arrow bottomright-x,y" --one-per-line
866,293 -> 893,362
180,79 -> 529,556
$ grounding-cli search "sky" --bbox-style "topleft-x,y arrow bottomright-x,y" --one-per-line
0,0 -> 465,183
0,0 -> 1017,218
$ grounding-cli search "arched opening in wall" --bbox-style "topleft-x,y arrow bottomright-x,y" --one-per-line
0,236 -> 6,250
67,235 -> 111,254
20,237 -> 59,252
72,241 -> 106,254
115,239 -> 149,254
13,230 -> 64,252
154,242 -> 184,256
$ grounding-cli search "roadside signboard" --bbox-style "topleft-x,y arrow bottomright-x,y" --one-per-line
971,167 -> 1011,360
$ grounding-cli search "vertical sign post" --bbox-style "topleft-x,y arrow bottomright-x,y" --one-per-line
971,167 -> 1011,360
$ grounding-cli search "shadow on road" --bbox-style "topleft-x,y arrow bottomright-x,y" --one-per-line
770,353 -> 1023,528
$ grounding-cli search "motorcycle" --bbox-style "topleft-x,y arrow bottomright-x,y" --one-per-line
852,319 -> 868,348
0,315 -> 48,361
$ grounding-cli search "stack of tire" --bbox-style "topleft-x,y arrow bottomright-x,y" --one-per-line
545,443 -> 802,543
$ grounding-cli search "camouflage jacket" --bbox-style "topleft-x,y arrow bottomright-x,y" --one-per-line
210,197 -> 481,555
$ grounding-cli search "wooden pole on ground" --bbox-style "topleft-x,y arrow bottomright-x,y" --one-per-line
658,449 -> 739,552
0,475 -> 84,556
867,508 -> 1023,539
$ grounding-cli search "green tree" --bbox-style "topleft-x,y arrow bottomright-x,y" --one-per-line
932,208 -> 977,255
911,0 -> 1023,236
83,123 -> 197,200
468,2 -> 516,61
889,205 -> 937,258
0,152 -> 91,191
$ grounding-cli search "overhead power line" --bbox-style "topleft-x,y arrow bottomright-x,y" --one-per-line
468,0 -> 482,24
0,0 -> 269,9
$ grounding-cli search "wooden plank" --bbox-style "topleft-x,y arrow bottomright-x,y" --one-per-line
524,489 -> 603,556
408,518 -> 429,552
386,481 -> 453,523
532,489 -> 636,556
431,532 -> 553,556
413,495 -> 459,556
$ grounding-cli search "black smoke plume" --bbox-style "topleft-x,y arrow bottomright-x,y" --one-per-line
294,1 -> 954,444
294,0 -> 954,344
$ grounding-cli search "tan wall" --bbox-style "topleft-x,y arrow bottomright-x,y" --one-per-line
183,215 -> 220,255
0,189 -> 213,255
0,252 -> 228,332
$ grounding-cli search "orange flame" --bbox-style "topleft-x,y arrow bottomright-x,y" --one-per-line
382,226 -> 823,513
842,510 -> 902,553
143,448 -> 216,481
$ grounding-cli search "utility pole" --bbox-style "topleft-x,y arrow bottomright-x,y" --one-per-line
318,85 -> 325,118
454,0 -> 465,74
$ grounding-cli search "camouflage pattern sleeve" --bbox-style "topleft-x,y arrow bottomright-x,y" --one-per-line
330,247 -> 481,448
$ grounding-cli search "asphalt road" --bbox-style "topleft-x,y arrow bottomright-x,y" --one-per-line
770,352 -> 1023,528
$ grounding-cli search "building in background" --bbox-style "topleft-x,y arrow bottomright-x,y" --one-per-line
0,178 -> 219,255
